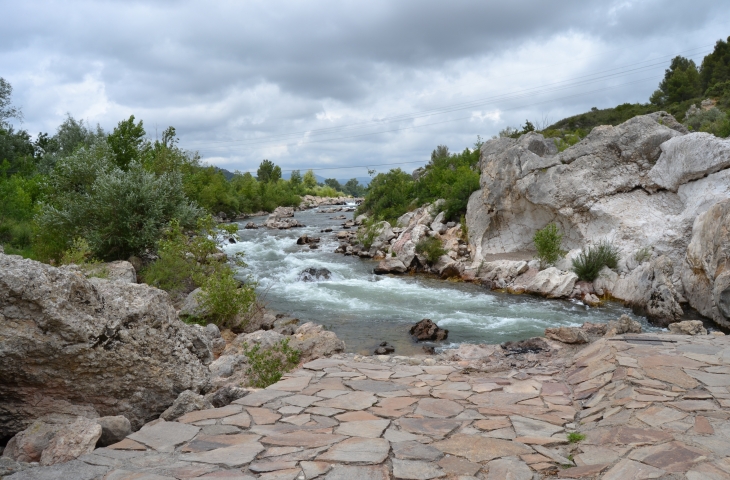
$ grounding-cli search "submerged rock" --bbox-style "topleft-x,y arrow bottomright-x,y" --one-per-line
374,342 -> 395,355
0,253 -> 212,439
409,319 -> 448,342
299,267 -> 332,281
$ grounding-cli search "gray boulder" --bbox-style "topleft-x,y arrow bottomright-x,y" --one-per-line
613,255 -> 683,325
84,260 -> 137,283
647,133 -> 730,192
477,260 -> 529,289
159,390 -> 213,421
605,315 -> 642,337
682,199 -> 730,329
544,326 -> 589,344
0,254 -> 212,439
669,320 -> 708,335
95,415 -> 131,447
374,258 -> 407,274
39,417 -> 101,466
524,267 -> 578,298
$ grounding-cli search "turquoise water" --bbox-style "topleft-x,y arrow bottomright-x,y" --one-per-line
225,208 -> 652,355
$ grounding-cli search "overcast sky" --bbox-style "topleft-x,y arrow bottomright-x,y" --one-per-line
2,1 -> 728,178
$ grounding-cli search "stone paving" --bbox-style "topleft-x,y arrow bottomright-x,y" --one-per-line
8,334 -> 730,480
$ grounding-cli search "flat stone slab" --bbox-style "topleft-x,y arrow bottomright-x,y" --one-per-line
484,457 -> 533,480
127,421 -> 200,453
317,437 -> 390,464
414,398 -> 464,418
177,405 -> 242,424
509,415 -> 564,437
345,379 -> 408,392
432,434 -> 532,463
313,391 -> 378,410
392,459 -> 446,479
323,464 -> 390,480
392,441 -> 444,461
234,390 -> 292,407
398,418 -> 462,438
334,419 -> 391,438
261,432 -> 346,448
180,442 -> 265,467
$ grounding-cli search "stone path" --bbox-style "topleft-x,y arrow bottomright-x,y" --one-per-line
8,334 -> 730,479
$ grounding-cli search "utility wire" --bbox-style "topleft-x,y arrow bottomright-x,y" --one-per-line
188,44 -> 712,151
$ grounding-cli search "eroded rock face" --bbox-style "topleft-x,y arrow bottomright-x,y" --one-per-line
682,199 -> 730,329
465,113 -> 730,326
0,254 -> 212,439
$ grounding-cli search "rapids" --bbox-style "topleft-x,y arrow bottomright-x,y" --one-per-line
224,207 -> 654,355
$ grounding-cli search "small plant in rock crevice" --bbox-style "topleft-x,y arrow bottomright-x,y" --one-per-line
415,236 -> 447,265
572,240 -> 621,281
533,223 -> 566,269
567,432 -> 586,443
634,246 -> 653,263
242,338 -> 301,388
356,216 -> 383,250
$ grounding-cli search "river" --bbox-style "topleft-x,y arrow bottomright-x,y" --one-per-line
224,206 -> 654,355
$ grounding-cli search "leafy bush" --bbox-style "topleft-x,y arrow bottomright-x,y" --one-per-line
685,107 -> 728,136
572,240 -> 621,281
242,338 -> 300,388
533,223 -> 565,269
141,216 -> 257,330
356,216 -> 383,249
415,236 -> 447,265
198,268 -> 256,331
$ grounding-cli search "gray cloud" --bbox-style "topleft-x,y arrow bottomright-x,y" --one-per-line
1,0 -> 727,176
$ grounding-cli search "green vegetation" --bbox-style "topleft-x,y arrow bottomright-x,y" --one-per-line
567,432 -> 586,444
141,216 -> 257,331
415,236 -> 447,265
356,216 -> 384,250
533,223 -> 565,269
0,75 -> 354,262
242,338 -> 301,388
634,246 -> 653,264
542,36 -> 730,140
572,240 -> 620,282
357,140 -> 482,224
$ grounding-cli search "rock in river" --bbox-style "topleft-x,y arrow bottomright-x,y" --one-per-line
299,267 -> 332,282
409,319 -> 448,342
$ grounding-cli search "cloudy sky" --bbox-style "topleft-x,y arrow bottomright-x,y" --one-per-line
2,1 -> 728,179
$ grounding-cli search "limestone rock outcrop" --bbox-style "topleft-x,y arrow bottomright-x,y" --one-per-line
0,254 -> 212,439
264,206 -> 304,229
465,113 -> 730,326
682,199 -> 730,328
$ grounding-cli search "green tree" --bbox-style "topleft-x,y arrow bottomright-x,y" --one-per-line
107,115 -> 146,170
342,178 -> 365,197
289,169 -> 302,192
302,169 -> 317,189
256,159 -> 281,183
700,37 -> 730,94
0,77 -> 22,126
650,56 -> 702,106
324,178 -> 342,191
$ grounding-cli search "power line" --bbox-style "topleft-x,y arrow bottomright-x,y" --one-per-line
188,44 -> 713,152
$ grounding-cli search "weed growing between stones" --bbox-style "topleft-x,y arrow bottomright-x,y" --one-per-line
572,240 -> 620,281
242,339 -> 301,388
567,432 -> 586,443
533,223 -> 566,269
634,245 -> 653,263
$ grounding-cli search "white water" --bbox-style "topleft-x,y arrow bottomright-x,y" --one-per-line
224,208 -> 653,355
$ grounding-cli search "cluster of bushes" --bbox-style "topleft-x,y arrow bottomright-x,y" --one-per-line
532,223 -> 621,282
356,140 -> 482,224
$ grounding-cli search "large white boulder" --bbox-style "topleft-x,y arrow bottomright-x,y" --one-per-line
681,199 -> 730,328
0,254 -> 212,439
524,267 -> 578,298
648,133 -> 730,192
